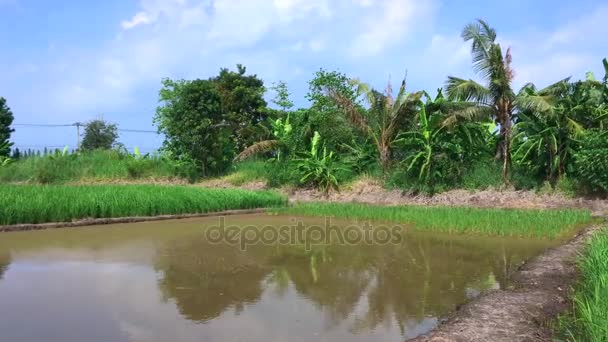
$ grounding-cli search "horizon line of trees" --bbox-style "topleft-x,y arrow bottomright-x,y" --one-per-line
2,19 -> 607,195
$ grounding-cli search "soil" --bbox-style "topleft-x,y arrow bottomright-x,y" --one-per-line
283,178 -> 608,217
410,224 -> 605,342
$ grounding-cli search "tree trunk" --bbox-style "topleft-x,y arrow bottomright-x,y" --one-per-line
501,116 -> 512,184
379,145 -> 391,173
495,106 -> 512,185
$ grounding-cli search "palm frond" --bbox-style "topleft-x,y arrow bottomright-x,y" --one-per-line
235,140 -> 281,161
443,105 -> 494,127
462,19 -> 497,78
603,57 -> 608,84
329,90 -> 373,136
445,77 -> 491,103
515,94 -> 555,114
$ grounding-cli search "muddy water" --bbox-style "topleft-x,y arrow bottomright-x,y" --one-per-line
0,214 -> 561,342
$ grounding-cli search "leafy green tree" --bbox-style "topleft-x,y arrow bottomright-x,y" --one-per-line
211,64 -> 269,151
0,97 -> 15,157
297,69 -> 359,152
154,78 -> 234,176
330,78 -> 422,171
271,81 -> 294,112
81,119 -> 119,150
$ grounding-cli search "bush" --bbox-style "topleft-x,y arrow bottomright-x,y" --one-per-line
573,130 -> 608,195
0,149 -> 199,184
461,161 -> 503,190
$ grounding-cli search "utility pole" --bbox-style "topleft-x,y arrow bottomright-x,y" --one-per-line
74,122 -> 83,150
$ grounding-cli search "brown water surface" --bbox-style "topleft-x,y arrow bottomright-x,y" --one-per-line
0,214 -> 561,342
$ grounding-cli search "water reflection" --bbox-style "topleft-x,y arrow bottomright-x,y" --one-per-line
0,215 -> 561,342
0,252 -> 9,280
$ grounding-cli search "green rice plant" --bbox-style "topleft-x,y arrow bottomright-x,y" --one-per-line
0,184 -> 286,225
273,203 -> 592,238
557,230 -> 608,341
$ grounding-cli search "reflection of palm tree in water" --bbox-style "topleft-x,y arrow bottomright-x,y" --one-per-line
0,252 -> 10,281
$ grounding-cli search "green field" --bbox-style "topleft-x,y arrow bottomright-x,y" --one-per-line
0,184 -> 286,225
274,202 -> 593,238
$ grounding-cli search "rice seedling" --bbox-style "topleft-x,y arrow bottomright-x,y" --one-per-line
0,184 -> 286,225
557,229 -> 608,341
273,202 -> 593,238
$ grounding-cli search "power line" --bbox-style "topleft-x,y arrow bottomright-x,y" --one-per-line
12,122 -> 159,150
12,123 -> 159,133
117,128 -> 157,133
13,123 -> 75,127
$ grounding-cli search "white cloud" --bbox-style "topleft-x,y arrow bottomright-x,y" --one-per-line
350,0 -> 437,58
273,0 -> 331,21
121,11 -> 153,30
544,5 -> 608,49
508,5 -> 608,89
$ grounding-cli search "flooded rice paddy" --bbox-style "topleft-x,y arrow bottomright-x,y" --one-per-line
0,214 -> 563,342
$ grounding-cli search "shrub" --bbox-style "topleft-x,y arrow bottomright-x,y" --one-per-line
461,161 -> 503,190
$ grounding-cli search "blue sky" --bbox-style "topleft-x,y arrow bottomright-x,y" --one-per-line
1,0 -> 606,153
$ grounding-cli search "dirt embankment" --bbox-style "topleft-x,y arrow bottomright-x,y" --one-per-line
196,176 -> 608,216
410,224 -> 604,342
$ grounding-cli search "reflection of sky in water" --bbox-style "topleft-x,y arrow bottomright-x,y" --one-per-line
0,216 -> 557,342
0,261 -> 433,342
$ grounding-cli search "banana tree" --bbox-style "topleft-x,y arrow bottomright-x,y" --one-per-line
330,78 -> 422,172
234,114 -> 292,162
293,131 -> 341,193
514,80 -> 586,182
397,92 -> 486,193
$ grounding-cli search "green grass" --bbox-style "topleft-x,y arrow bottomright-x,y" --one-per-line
557,229 -> 608,341
0,184 -> 286,225
273,202 -> 593,238
0,150 -> 198,184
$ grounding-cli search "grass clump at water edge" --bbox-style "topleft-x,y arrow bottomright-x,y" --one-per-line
556,229 -> 608,342
273,202 -> 593,238
0,184 -> 286,225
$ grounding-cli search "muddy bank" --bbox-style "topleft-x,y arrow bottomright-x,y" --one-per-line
410,223 -> 605,342
284,179 -> 608,216
0,208 -> 267,233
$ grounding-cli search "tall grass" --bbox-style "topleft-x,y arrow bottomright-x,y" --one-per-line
557,230 -> 608,341
0,150 -> 197,184
0,184 -> 286,225
274,203 -> 593,238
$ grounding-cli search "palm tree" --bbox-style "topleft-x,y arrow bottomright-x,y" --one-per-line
445,19 -> 518,183
330,78 -> 422,171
